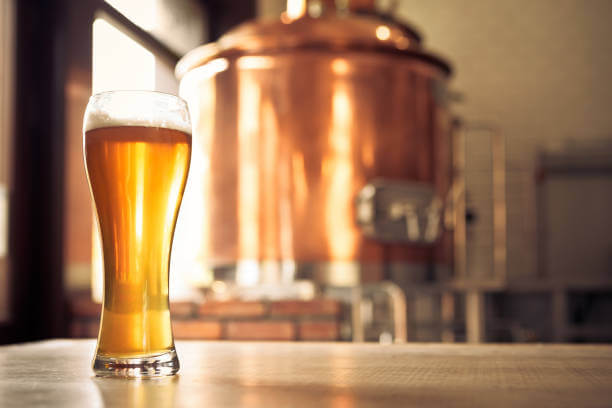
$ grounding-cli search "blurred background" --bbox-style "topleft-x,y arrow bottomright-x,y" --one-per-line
1,0 -> 611,344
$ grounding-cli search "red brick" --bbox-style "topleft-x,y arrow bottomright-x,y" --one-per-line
226,321 -> 295,341
269,299 -> 340,317
170,302 -> 196,318
198,301 -> 266,318
69,321 -> 83,338
172,320 -> 222,340
85,320 -> 101,338
298,321 -> 340,341
70,320 -> 100,338
69,296 -> 101,318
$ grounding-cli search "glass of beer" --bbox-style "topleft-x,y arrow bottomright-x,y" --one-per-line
83,91 -> 192,378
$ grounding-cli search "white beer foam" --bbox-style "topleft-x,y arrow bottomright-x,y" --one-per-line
84,91 -> 192,134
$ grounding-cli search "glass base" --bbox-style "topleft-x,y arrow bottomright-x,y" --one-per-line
93,349 -> 179,378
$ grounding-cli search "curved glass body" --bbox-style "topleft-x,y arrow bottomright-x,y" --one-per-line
83,91 -> 191,378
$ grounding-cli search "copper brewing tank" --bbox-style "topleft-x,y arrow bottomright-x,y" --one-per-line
175,6 -> 453,287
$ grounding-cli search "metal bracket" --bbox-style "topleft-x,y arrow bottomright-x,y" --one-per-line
355,179 -> 443,244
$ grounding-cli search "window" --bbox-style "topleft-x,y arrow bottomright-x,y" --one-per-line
92,18 -> 156,94
2,0 -> 253,343
105,0 -> 207,57
63,0 -> 207,302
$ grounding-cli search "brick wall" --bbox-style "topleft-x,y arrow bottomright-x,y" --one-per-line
69,295 -> 342,341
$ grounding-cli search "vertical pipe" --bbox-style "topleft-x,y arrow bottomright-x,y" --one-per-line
466,290 -> 485,343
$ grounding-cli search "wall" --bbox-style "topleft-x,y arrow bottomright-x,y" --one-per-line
542,176 -> 612,283
396,0 -> 612,280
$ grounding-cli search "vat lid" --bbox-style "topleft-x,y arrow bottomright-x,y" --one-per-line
176,14 -> 451,79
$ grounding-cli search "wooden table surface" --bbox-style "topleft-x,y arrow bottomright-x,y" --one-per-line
0,340 -> 610,407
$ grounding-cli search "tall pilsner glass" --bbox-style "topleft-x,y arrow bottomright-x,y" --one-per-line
83,91 -> 192,378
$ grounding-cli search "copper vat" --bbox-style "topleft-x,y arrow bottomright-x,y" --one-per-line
175,4 -> 453,287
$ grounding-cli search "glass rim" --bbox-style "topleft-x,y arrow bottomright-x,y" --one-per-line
84,90 -> 191,134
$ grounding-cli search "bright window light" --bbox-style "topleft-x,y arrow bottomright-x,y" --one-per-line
92,18 -> 155,94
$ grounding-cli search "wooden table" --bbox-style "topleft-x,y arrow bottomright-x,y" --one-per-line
0,340 -> 610,407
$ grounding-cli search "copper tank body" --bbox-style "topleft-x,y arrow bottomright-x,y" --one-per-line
176,12 -> 453,286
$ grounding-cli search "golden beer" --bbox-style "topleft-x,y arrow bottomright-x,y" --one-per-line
84,91 -> 191,377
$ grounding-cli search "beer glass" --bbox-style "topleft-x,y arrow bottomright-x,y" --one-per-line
83,91 -> 192,378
